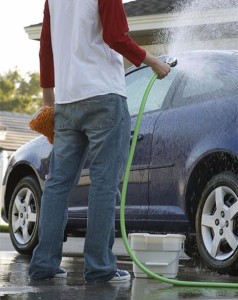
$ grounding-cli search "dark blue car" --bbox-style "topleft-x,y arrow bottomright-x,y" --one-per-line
1,50 -> 238,275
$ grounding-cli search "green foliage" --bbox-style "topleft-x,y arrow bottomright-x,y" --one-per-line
0,69 -> 42,114
0,225 -> 9,233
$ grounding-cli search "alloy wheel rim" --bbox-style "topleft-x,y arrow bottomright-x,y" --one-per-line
11,187 -> 37,245
201,185 -> 238,261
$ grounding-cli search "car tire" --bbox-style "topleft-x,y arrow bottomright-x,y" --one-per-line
195,172 -> 238,275
184,235 -> 199,259
8,176 -> 42,255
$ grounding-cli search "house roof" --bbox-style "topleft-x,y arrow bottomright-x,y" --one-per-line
124,0 -> 177,16
25,0 -> 238,45
0,111 -> 39,152
124,0 -> 238,16
25,1 -> 177,34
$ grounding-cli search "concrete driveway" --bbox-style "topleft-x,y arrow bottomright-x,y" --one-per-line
1,233 -> 238,299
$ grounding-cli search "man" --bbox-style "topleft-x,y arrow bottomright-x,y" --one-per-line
29,0 -> 170,283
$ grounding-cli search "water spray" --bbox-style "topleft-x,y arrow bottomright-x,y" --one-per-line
120,57 -> 238,288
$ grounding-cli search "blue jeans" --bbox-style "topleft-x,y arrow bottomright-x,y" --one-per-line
29,94 -> 131,282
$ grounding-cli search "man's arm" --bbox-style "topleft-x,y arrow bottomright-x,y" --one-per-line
99,0 -> 170,79
40,0 -> 55,107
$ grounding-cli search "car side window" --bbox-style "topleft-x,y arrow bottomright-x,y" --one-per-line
172,76 -> 226,108
125,67 -> 176,115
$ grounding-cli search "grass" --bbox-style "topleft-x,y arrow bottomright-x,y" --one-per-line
0,224 -> 9,233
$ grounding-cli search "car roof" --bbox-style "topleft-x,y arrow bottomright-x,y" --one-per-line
125,50 -> 238,75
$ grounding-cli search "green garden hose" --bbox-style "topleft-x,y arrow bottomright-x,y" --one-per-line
120,72 -> 238,288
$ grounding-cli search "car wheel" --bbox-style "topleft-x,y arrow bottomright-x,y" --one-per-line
8,176 -> 42,255
195,172 -> 238,275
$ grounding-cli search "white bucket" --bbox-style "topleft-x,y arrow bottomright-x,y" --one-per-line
129,233 -> 186,278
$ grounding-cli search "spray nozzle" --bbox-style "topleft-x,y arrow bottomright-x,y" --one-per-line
166,57 -> 178,67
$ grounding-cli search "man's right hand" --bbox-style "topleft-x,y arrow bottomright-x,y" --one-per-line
143,52 -> 170,79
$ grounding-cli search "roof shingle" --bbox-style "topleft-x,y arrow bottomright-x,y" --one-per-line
124,0 -> 177,16
124,0 -> 238,17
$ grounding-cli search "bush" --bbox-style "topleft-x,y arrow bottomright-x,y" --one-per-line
0,225 -> 9,233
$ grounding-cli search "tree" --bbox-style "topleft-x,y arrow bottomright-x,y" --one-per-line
0,69 -> 42,114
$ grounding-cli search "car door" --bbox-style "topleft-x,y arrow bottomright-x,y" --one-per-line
148,78 -> 209,231
148,55 -> 235,232
117,66 -> 178,226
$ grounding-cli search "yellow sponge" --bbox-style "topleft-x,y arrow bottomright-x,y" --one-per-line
29,106 -> 54,144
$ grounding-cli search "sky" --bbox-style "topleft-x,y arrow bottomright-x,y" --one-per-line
0,0 -> 133,76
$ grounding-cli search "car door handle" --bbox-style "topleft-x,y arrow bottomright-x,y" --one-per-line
130,131 -> 144,144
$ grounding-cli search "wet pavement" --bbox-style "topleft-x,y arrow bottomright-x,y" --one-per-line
1,248 -> 238,299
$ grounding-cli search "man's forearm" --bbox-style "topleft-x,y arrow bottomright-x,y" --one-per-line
43,88 -> 55,107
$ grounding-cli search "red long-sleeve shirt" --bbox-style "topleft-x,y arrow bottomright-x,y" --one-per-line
40,0 -> 146,88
